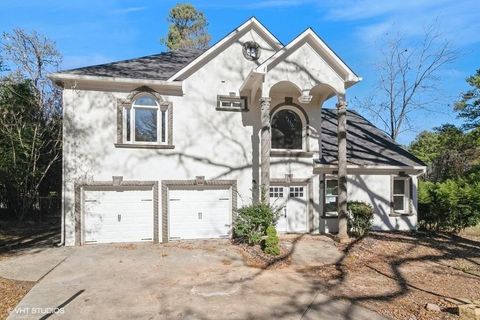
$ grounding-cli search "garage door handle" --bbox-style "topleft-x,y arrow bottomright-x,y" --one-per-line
219,198 -> 229,200
118,214 -> 121,222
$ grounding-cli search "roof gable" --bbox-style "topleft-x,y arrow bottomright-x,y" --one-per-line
257,28 -> 360,85
167,17 -> 283,81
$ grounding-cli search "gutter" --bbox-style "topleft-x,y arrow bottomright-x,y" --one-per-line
49,73 -> 184,95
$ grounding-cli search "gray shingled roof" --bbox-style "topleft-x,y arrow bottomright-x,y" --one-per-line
60,48 -> 206,80
318,109 -> 425,167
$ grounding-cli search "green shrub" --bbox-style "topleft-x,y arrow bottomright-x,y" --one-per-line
347,201 -> 374,237
263,225 -> 280,256
418,177 -> 480,232
233,203 -> 280,245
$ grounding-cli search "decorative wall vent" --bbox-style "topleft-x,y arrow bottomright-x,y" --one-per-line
242,41 -> 261,61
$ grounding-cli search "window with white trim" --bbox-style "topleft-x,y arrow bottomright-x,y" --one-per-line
216,95 -> 247,111
392,177 -> 409,213
271,107 -> 305,150
124,95 -> 169,144
324,178 -> 338,216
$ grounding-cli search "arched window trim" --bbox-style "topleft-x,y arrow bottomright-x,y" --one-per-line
116,88 -> 174,149
126,93 -> 165,144
270,105 -> 307,151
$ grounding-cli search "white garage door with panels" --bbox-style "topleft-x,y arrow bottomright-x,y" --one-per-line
270,185 -> 308,233
168,187 -> 231,240
83,186 -> 154,244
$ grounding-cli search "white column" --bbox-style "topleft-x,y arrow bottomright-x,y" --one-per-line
336,96 -> 349,241
260,97 -> 271,204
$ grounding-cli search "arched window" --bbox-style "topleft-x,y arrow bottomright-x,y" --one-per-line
124,95 -> 169,144
271,109 -> 303,150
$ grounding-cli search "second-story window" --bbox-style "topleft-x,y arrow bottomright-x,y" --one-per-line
125,95 -> 168,144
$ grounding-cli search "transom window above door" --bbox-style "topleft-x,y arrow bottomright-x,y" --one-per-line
271,108 -> 304,150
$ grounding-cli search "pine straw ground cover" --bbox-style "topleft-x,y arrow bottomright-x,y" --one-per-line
0,277 -> 35,319
0,222 -> 59,319
300,232 -> 480,320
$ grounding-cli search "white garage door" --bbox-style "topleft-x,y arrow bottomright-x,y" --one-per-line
83,187 -> 154,244
168,188 -> 231,240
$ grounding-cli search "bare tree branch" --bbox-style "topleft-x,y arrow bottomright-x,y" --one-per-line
360,23 -> 458,141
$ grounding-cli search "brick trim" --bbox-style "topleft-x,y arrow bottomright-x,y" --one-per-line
161,179 -> 237,243
74,179 -> 159,245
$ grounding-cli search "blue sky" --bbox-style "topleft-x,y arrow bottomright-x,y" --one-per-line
1,0 -> 479,144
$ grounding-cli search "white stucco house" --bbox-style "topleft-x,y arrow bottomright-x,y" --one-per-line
50,18 -> 426,246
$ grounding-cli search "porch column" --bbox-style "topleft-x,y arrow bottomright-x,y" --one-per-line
336,96 -> 349,241
260,97 -> 271,204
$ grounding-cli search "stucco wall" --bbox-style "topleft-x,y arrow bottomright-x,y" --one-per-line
319,174 -> 418,233
63,30 -> 288,245
62,27 -> 418,245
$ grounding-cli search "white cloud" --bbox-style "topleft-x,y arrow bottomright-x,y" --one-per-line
110,6 -> 145,15
318,0 -> 480,46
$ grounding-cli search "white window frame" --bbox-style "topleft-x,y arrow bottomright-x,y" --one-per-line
392,177 -> 410,214
324,177 -> 338,217
216,95 -> 247,111
123,95 -> 169,145
271,105 -> 307,152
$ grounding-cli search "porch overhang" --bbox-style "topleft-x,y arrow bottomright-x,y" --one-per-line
313,163 -> 427,176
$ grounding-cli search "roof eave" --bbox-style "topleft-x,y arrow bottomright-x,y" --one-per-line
313,163 -> 427,175
49,73 -> 184,94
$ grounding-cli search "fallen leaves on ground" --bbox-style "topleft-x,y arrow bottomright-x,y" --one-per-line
301,232 -> 480,320
236,243 -> 291,269
0,277 -> 35,319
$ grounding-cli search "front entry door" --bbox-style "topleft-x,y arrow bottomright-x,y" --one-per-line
269,186 -> 308,233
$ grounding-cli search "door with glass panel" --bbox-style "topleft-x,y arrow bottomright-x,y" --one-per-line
269,186 -> 288,232
269,186 -> 308,233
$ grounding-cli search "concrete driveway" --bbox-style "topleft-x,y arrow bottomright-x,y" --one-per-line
4,237 -> 387,320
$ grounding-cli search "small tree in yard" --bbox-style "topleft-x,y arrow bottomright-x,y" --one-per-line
0,29 -> 62,221
263,225 -> 280,256
233,203 -> 280,246
347,201 -> 374,237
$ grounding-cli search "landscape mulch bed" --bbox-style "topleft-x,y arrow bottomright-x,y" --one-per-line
301,232 -> 480,320
235,243 -> 291,269
0,277 -> 35,320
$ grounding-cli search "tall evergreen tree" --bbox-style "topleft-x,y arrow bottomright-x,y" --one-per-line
161,3 -> 210,51
455,69 -> 480,129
